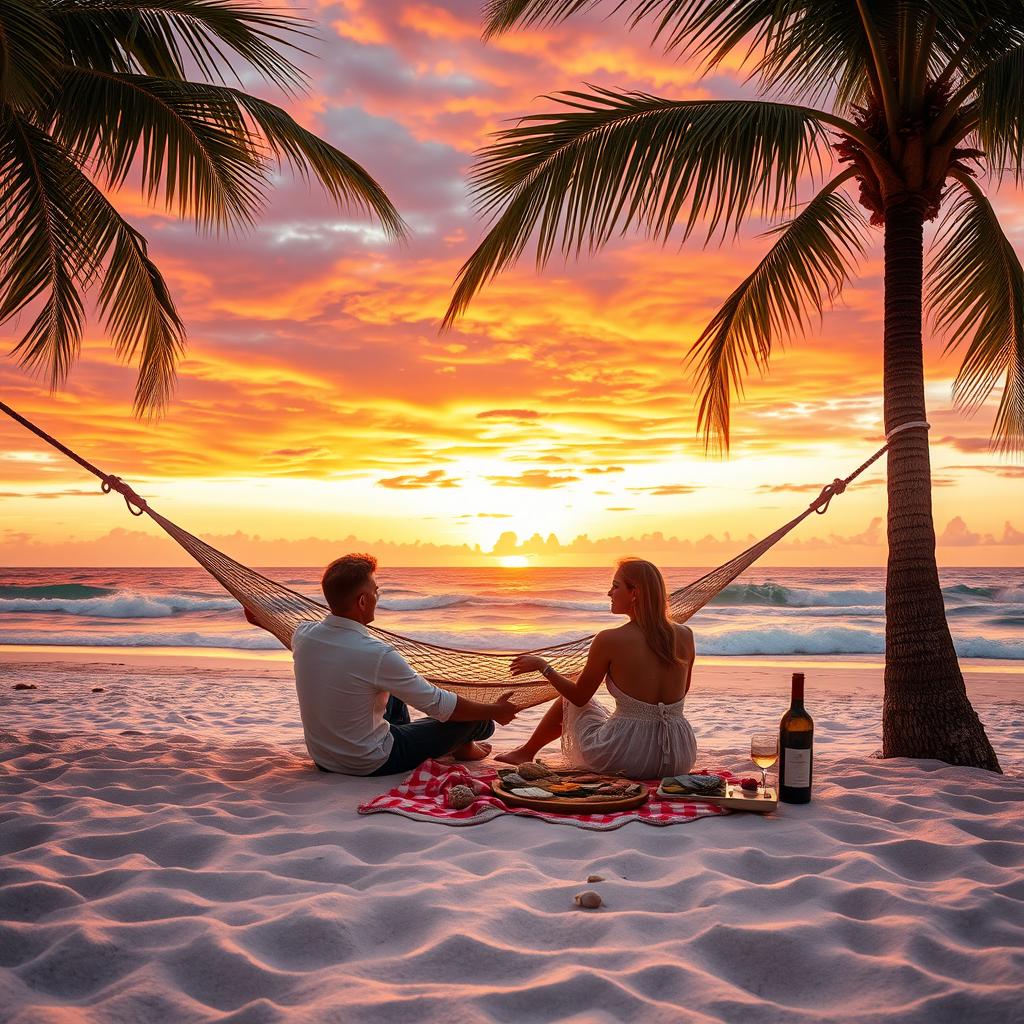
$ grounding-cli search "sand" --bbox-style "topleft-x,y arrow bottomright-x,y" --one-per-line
1,652 -> 1022,1023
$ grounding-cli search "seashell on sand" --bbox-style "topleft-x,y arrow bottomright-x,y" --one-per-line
446,784 -> 476,810
586,874 -> 605,883
574,890 -> 603,909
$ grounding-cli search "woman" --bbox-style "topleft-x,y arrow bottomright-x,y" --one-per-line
497,558 -> 697,778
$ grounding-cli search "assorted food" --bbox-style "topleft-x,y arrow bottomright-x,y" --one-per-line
657,773 -> 778,812
515,762 -> 550,781
659,774 -> 728,797
495,762 -> 645,802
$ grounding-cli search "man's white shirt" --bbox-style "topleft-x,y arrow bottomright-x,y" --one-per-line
292,614 -> 457,775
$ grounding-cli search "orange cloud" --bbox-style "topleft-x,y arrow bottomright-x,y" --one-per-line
1,1 -> 1021,567
477,409 -> 541,421
378,469 -> 460,489
486,470 -> 580,488
628,485 -> 701,496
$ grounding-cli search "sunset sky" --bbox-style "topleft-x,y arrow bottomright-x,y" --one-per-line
0,0 -> 1021,568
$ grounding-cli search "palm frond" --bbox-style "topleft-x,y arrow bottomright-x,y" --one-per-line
0,0 -> 65,108
54,68 -> 266,229
225,89 -> 407,240
50,0 -> 312,92
616,2 -> 1022,110
0,115 -> 94,389
0,111 -> 186,412
84,195 -> 186,416
102,221 -> 185,415
483,1 -> 888,110
483,2 -> 1024,113
444,90 -> 831,327
949,2 -> 1024,82
482,1 -> 596,40
972,42 -> 1024,181
687,170 -> 868,452
928,173 -> 1024,452
629,1 -> 889,109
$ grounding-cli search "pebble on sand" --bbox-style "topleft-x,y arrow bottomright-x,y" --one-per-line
574,890 -> 603,909
91,687 -> 105,693
12,683 -> 37,690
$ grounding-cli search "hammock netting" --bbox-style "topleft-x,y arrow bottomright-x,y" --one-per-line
0,401 -> 888,710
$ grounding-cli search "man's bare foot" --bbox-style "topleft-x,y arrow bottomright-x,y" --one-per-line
494,746 -> 536,766
452,740 -> 492,762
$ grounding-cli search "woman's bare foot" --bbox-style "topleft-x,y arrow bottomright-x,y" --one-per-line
452,740 -> 492,762
494,746 -> 537,766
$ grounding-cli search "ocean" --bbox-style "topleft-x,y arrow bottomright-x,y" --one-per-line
0,565 -> 1021,660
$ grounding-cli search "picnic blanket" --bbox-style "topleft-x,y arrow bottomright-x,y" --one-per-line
357,759 -> 731,831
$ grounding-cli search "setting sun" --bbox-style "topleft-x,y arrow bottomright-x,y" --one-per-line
498,555 -> 530,569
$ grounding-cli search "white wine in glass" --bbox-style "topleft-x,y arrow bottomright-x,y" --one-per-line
751,732 -> 779,794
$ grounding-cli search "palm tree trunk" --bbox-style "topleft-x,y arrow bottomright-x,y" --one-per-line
882,198 -> 1000,772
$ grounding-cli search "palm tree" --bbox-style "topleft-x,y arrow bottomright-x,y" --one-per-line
1,0 -> 405,414
444,1 -> 1024,772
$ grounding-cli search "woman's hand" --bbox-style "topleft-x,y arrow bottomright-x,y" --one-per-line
510,654 -> 549,676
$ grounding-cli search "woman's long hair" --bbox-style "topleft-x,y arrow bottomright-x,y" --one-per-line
617,558 -> 681,666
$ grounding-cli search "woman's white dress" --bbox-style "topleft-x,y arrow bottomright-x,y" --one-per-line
561,675 -> 697,778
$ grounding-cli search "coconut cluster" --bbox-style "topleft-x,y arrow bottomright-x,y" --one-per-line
446,784 -> 476,810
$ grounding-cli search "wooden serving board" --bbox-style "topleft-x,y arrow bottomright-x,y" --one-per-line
655,783 -> 778,813
491,780 -> 650,814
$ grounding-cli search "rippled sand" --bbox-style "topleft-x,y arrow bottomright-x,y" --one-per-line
2,655 -> 1022,1023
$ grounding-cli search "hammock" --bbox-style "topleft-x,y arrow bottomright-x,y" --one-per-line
0,400 -> 890,709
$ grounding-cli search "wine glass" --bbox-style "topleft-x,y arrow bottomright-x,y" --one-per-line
750,732 -> 779,795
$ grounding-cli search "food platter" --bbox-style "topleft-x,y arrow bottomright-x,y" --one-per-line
491,763 -> 649,814
491,779 -> 649,814
656,776 -> 778,813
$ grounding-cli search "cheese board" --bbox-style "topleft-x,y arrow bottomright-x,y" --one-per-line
656,775 -> 778,813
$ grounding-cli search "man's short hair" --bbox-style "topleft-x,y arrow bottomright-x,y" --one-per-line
322,553 -> 377,613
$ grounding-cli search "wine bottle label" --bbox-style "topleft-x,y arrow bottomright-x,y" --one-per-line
783,747 -> 811,787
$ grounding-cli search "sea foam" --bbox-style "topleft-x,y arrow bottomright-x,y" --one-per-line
0,629 -> 282,649
0,592 -> 240,618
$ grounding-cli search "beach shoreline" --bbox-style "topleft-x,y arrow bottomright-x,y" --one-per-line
5,644 -> 1023,698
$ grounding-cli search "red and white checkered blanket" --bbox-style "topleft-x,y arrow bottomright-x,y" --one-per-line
357,759 -> 731,831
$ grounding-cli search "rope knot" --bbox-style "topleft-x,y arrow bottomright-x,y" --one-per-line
810,477 -> 846,515
101,475 -> 148,516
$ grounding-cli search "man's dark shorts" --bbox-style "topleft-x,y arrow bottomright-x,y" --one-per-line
315,696 -> 494,776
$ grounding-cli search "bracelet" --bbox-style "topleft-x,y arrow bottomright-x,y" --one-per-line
541,662 -> 556,680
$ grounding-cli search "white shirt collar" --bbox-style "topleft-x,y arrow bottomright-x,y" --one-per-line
323,614 -> 370,635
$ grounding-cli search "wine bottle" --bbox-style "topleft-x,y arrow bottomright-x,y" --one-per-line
779,671 -> 813,803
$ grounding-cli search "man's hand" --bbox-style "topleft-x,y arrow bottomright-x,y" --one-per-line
490,690 -> 518,726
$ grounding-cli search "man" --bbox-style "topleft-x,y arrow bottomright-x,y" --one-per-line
249,553 -> 517,776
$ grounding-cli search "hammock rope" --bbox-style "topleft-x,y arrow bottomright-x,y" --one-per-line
0,400 -> 891,709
